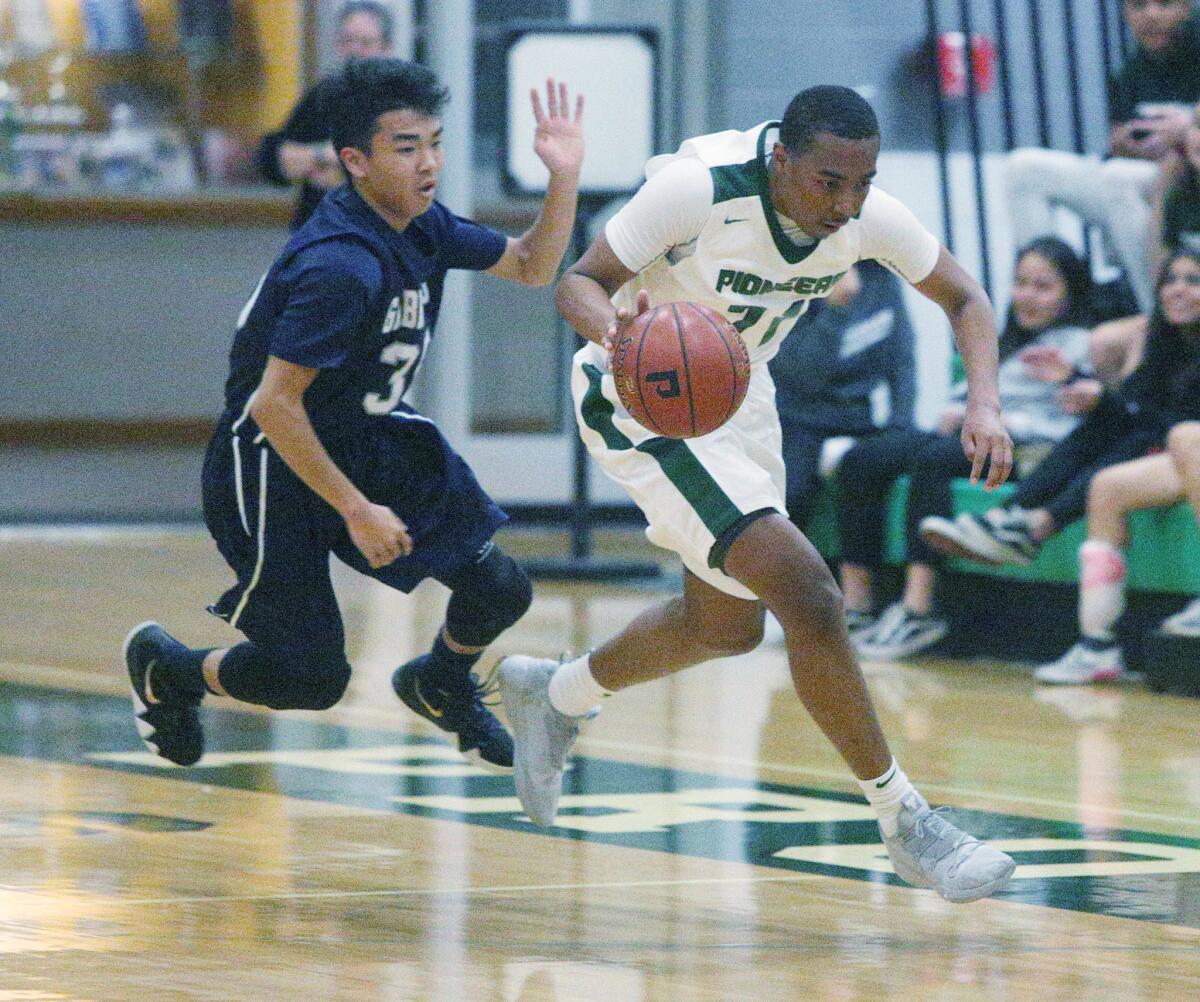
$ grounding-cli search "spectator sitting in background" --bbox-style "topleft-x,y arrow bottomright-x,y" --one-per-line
760,262 -> 917,645
1031,421 -> 1200,686
256,1 -> 393,229
1151,100 -> 1200,277
840,238 -> 1097,659
769,261 -> 917,535
1006,0 -> 1200,314
1046,100 -> 1200,414
1087,312 -> 1150,386
922,249 -> 1200,632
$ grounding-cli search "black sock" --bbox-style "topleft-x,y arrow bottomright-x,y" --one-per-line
428,633 -> 482,680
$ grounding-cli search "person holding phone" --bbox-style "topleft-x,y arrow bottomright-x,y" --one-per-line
255,2 -> 396,230
1006,0 -> 1200,314
1149,101 -> 1200,281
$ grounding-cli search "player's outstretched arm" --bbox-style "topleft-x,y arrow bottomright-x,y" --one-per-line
487,79 -> 584,287
251,356 -> 412,568
914,246 -> 1013,490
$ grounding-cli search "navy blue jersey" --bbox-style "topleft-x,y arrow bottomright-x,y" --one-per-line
220,185 -> 507,443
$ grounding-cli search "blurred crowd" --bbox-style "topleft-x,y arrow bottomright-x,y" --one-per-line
770,0 -> 1200,686
5,2 -> 1197,688
0,1 -> 397,194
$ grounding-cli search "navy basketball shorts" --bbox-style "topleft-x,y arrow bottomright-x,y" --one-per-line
201,411 -> 507,654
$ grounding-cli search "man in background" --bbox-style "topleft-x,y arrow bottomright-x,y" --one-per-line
1006,0 -> 1200,312
256,1 -> 394,229
770,261 -> 917,534
762,261 -> 917,644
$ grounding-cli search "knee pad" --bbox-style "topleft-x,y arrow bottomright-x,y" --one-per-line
220,642 -> 351,711
444,544 -> 532,647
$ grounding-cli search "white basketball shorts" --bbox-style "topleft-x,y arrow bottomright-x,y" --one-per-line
571,342 -> 786,600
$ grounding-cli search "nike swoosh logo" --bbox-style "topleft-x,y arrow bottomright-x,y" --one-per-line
875,765 -> 898,789
145,659 -> 160,704
414,679 -> 444,718
724,217 -> 747,224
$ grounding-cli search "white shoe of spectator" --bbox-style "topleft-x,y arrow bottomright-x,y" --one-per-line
1161,597 -> 1200,638
845,607 -> 877,636
1033,642 -> 1127,685
854,602 -> 948,660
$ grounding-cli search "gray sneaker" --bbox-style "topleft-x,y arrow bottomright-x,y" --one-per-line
498,655 -> 586,827
883,790 -> 1016,903
1034,641 -> 1128,684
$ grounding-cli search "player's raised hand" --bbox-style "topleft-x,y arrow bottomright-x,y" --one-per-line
602,289 -> 652,361
961,401 -> 1013,491
345,501 -> 413,569
531,79 -> 584,178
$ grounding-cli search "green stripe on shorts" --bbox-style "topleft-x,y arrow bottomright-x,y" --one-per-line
581,363 -> 744,539
580,362 -> 635,450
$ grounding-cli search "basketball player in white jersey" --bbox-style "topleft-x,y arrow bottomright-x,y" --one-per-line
501,86 -> 1016,902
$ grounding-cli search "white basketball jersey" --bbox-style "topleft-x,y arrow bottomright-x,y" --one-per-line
604,122 -> 940,366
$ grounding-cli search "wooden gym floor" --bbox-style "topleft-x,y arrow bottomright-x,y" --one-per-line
1,524 -> 1199,1001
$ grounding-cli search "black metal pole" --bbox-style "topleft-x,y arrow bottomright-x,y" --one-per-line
925,0 -> 956,252
525,195 -> 662,583
569,202 -> 595,561
1027,0 -> 1052,147
991,0 -> 1016,150
1061,0 -> 1086,154
1098,0 -> 1115,82
958,0 -> 993,300
1059,0 -> 1097,272
1116,0 -> 1130,64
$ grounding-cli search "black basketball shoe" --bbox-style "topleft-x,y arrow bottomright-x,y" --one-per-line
392,654 -> 514,771
123,622 -> 205,766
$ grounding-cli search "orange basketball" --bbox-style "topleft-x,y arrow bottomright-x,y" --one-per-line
611,301 -> 751,439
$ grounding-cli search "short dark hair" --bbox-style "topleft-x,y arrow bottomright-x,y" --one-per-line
325,58 -> 448,153
779,85 -> 879,154
339,1 -> 394,47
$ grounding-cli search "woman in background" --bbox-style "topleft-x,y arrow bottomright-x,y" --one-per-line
843,237 -> 1097,659
924,249 -> 1200,681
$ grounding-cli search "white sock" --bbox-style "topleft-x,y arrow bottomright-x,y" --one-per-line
857,758 -> 915,837
1079,539 -> 1126,644
548,652 -> 613,717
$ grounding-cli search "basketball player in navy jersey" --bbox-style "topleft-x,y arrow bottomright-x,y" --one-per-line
123,59 -> 584,771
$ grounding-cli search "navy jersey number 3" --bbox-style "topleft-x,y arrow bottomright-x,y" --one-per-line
119,60 -> 584,776
203,188 -> 510,642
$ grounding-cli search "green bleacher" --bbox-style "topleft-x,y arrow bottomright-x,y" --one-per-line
808,352 -> 1200,593
806,476 -> 1200,595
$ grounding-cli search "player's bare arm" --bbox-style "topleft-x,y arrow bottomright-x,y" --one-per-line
487,80 -> 584,287
556,232 -> 650,353
914,246 -> 1014,490
250,356 -> 412,567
